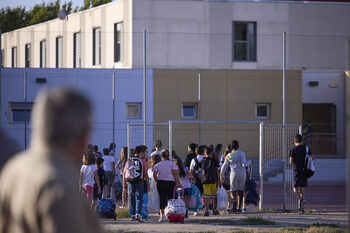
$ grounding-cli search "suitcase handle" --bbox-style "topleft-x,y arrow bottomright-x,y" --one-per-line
173,185 -> 184,199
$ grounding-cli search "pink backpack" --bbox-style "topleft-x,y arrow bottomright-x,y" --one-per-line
124,157 -> 143,184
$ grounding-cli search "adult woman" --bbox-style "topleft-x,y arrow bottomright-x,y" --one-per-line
152,149 -> 182,222
220,140 -> 251,213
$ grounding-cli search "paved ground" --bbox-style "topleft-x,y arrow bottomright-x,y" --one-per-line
102,184 -> 348,232
101,211 -> 348,233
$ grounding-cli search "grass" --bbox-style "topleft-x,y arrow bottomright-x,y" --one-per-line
305,209 -> 318,214
272,225 -> 346,233
254,208 -> 293,213
115,208 -> 130,219
240,216 -> 275,225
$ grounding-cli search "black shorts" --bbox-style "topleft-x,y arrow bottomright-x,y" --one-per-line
294,170 -> 307,188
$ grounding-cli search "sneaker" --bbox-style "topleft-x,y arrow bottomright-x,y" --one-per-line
193,211 -> 198,216
131,215 -> 136,221
135,214 -> 143,222
212,210 -> 220,215
242,208 -> 246,213
185,210 -> 189,218
236,208 -> 242,214
298,209 -> 305,214
204,211 -> 210,216
158,216 -> 165,222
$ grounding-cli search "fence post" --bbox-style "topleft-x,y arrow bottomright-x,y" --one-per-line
198,72 -> 201,145
143,29 -> 147,145
127,123 -> 130,158
259,121 -> 264,209
169,121 -> 173,159
112,72 -> 116,147
282,31 -> 287,210
24,71 -> 27,149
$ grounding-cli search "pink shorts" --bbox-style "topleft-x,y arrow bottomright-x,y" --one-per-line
82,185 -> 93,200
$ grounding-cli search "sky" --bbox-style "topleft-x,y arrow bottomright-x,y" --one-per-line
0,0 -> 84,10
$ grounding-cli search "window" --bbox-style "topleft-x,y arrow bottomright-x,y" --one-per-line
182,103 -> 197,119
93,28 -> 101,65
73,32 -> 81,68
40,40 -> 46,68
114,22 -> 122,62
233,22 -> 256,62
25,43 -> 31,68
56,36 -> 63,68
11,47 -> 17,68
126,103 -> 141,119
9,102 -> 33,123
256,103 -> 270,119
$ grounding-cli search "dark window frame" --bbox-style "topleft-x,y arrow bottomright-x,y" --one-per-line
11,47 -> 17,68
114,22 -> 122,62
25,43 -> 31,68
40,40 -> 46,68
232,21 -> 257,62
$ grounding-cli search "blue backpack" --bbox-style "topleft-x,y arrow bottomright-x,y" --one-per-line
97,199 -> 116,220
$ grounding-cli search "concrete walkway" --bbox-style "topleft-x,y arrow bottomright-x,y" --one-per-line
101,211 -> 348,233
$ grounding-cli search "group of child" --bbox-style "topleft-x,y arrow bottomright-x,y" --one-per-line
79,139 -> 251,222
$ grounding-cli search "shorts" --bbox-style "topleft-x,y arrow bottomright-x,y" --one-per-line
93,186 -> 102,201
174,187 -> 192,198
105,171 -> 115,185
230,172 -> 246,191
294,171 -> 307,188
82,185 -> 93,200
203,183 -> 218,198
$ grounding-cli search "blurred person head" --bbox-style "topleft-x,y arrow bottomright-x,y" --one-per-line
195,145 -> 205,156
174,159 -> 186,177
149,153 -> 161,169
204,146 -> 214,158
93,145 -> 99,153
31,87 -> 91,164
231,140 -> 239,150
119,147 -> 128,161
153,140 -> 162,150
188,143 -> 197,154
96,157 -> 104,168
160,149 -> 171,161
103,148 -> 110,156
294,134 -> 303,144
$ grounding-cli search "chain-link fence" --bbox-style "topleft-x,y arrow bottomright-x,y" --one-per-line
0,28 -> 348,211
1,31 -> 348,70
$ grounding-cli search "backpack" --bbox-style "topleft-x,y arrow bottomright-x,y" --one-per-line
200,157 -> 217,184
304,146 -> 314,179
97,199 -> 116,220
245,179 -> 260,206
124,157 -> 143,184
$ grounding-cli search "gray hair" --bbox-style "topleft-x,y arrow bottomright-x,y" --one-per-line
31,87 -> 91,148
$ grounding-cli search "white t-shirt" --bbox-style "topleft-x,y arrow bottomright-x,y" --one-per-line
80,164 -> 98,187
103,155 -> 115,171
189,154 -> 204,174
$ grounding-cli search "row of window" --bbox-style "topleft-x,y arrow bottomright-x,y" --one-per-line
6,21 -> 255,68
9,22 -> 123,68
9,101 -> 270,123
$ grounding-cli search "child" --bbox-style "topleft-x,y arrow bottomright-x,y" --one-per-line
196,146 -> 220,216
92,156 -> 107,211
174,159 -> 192,218
79,152 -> 101,209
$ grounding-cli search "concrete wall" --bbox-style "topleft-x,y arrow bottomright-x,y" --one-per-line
153,69 -> 302,158
1,0 -> 350,70
0,68 -> 154,160
1,0 -> 132,69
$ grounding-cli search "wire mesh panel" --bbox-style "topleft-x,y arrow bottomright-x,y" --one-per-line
127,123 -> 169,157
263,124 -> 301,210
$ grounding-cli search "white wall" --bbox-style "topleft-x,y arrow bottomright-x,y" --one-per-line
1,0 -> 350,70
0,68 -> 154,160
